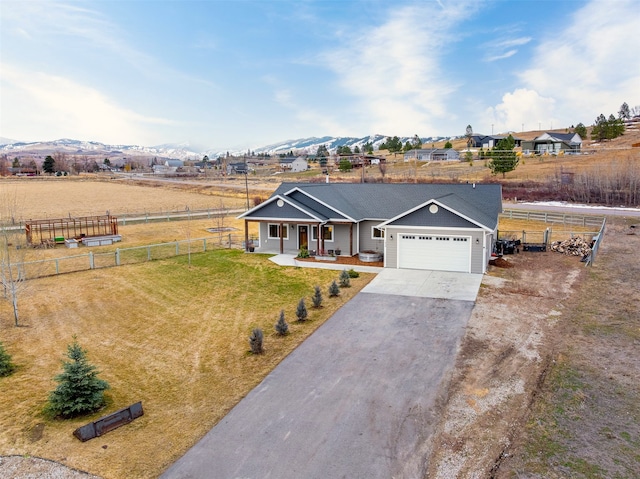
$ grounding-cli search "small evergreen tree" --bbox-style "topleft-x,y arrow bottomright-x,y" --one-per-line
296,298 -> 308,321
444,140 -> 453,149
43,155 -> 55,174
339,269 -> 351,288
249,328 -> 264,354
574,122 -> 587,139
46,338 -> 109,418
488,134 -> 518,178
338,158 -> 352,172
275,310 -> 288,336
328,280 -> 340,297
0,342 -> 16,377
312,285 -> 323,308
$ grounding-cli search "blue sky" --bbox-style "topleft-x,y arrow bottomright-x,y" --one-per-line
1,0 -> 639,151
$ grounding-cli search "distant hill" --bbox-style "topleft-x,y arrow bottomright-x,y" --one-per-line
0,134 -> 456,164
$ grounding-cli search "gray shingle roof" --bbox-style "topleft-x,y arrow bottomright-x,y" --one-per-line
259,182 -> 502,229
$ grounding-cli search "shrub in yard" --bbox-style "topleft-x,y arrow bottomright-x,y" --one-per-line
275,310 -> 289,336
46,337 -> 110,419
0,342 -> 16,377
339,269 -> 351,288
297,248 -> 310,259
347,268 -> 360,278
296,298 -> 308,321
328,280 -> 340,297
312,285 -> 323,308
249,328 -> 264,354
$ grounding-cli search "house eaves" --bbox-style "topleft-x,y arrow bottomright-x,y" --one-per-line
282,186 -> 357,222
377,195 -> 494,231
237,194 -> 326,222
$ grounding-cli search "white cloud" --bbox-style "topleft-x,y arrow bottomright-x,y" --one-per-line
486,50 -> 517,62
486,89 -> 557,133
319,2 -> 478,136
483,36 -> 531,62
0,64 -> 174,144
517,0 -> 640,125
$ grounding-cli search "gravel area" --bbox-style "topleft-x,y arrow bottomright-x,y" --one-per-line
0,456 -> 101,479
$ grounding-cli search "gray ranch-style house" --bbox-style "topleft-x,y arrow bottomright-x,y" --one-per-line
521,132 -> 582,155
238,182 -> 502,274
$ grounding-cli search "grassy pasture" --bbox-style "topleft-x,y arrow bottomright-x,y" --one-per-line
0,249 -> 373,478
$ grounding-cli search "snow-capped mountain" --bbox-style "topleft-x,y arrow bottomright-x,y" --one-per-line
1,134 -> 456,162
0,138 -> 204,162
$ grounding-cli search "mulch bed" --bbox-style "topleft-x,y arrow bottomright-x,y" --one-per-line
489,256 -> 514,268
296,255 -> 383,268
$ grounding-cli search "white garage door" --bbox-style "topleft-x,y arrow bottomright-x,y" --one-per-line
398,234 -> 471,272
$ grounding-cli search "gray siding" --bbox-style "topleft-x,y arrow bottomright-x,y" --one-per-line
250,201 -> 315,220
258,222 -> 298,252
358,220 -> 385,253
389,205 -> 478,228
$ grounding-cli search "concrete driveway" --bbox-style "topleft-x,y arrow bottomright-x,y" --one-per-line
362,268 -> 483,301
161,268 -> 476,479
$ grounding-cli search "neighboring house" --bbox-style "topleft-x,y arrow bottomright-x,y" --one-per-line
469,135 -> 523,149
521,132 -> 582,154
238,182 -> 502,274
153,159 -> 184,174
404,148 -> 460,162
227,162 -> 248,175
279,157 -> 308,172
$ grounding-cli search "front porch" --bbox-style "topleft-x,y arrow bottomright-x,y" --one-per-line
243,220 -> 357,256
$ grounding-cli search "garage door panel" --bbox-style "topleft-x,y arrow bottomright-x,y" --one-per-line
398,234 -> 470,272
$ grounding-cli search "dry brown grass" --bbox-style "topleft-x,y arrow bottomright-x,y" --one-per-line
0,250 -> 373,478
0,177 -> 247,219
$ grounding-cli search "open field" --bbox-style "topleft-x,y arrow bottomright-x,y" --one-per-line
0,177 -> 248,219
0,249 -> 374,478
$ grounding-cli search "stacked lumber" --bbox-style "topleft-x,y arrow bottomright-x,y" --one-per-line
550,237 -> 592,256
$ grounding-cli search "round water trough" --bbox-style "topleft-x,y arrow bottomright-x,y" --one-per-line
358,251 -> 383,262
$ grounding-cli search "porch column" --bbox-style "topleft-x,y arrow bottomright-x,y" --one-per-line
244,220 -> 249,252
349,223 -> 353,256
279,222 -> 284,254
316,223 -> 320,255
320,224 -> 325,255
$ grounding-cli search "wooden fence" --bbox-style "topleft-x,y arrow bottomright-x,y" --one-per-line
500,209 -> 605,228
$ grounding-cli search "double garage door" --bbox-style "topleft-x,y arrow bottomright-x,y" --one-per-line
398,234 -> 471,272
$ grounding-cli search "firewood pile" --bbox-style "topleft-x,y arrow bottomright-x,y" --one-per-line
550,237 -> 592,256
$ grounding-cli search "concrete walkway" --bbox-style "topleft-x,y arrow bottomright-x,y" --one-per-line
268,253 -> 383,273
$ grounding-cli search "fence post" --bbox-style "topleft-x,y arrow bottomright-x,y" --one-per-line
116,249 -> 120,266
176,242 -> 179,255
203,238 -> 206,251
89,252 -> 94,269
55,259 -> 59,275
147,246 -> 151,261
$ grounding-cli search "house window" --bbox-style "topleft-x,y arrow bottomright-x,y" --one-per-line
311,225 -> 333,242
372,227 -> 385,239
268,224 -> 288,239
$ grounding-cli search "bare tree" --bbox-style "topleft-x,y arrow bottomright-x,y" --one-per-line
378,160 -> 387,182
0,187 -> 31,326
214,199 -> 229,245
52,152 -> 70,173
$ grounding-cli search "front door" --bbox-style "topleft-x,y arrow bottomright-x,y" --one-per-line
298,225 -> 308,250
